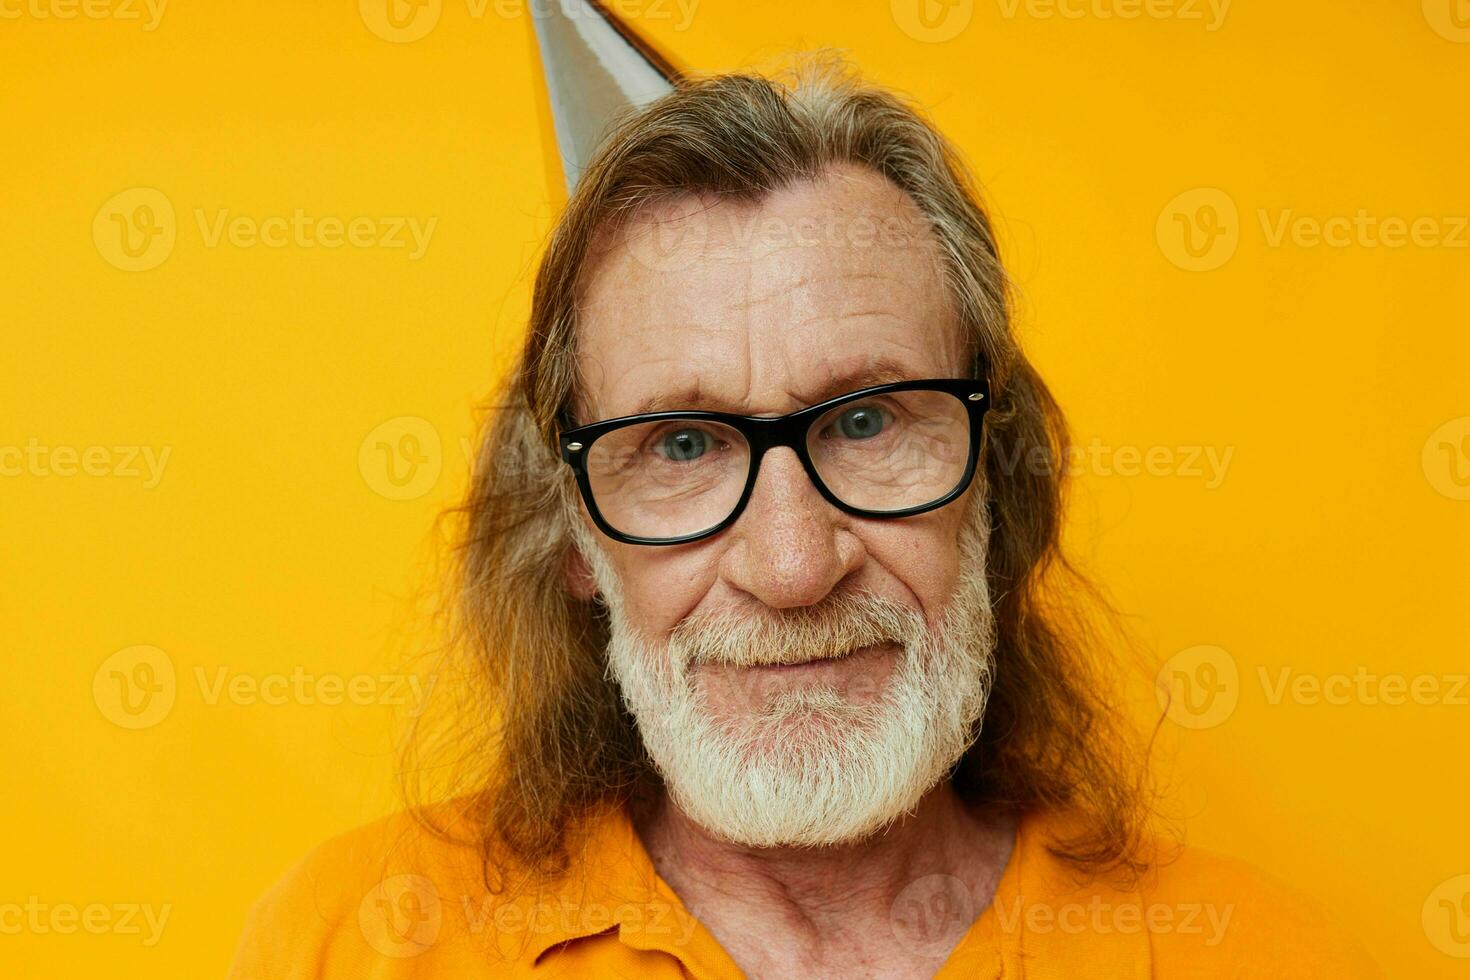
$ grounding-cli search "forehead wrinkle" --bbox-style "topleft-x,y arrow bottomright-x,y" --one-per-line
567,171 -> 960,428
629,350 -> 927,418
728,259 -> 916,315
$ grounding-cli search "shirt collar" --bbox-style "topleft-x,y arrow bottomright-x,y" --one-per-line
527,803 -> 1152,979
523,801 -> 741,978
942,807 -> 1153,979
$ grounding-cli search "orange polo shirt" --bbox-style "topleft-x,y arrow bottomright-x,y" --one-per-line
227,802 -> 1381,978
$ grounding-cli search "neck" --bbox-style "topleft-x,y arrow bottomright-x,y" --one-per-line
635,782 -> 1016,978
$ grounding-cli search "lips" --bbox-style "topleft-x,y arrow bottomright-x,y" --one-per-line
749,641 -> 894,671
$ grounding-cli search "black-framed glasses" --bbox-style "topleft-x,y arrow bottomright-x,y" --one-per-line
558,377 -> 990,546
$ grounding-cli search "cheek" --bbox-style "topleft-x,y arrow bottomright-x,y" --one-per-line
608,548 -> 719,634
859,519 -> 964,625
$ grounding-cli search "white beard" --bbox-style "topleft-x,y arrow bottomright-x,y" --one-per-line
569,492 -> 996,848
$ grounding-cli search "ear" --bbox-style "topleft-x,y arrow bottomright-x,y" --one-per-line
562,542 -> 599,603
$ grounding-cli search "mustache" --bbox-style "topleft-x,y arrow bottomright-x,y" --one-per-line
667,589 -> 926,669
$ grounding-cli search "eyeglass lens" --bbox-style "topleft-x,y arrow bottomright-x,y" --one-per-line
582,388 -> 972,540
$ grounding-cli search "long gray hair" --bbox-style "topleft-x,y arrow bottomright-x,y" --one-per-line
404,54 -> 1154,890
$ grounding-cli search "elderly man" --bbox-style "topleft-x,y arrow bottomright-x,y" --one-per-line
228,64 -> 1378,979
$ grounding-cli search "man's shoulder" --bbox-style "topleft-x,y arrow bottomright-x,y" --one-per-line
1010,810 -> 1380,978
1132,836 -> 1382,979
226,805 -> 533,978
247,806 -> 462,915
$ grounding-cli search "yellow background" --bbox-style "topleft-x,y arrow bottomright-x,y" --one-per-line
3,0 -> 1467,975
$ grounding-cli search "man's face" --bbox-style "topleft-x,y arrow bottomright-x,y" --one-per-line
566,165 -> 995,845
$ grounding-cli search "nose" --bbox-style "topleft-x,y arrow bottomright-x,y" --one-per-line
720,446 -> 864,609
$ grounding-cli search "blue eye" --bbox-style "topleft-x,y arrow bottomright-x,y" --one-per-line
656,428 -> 713,461
834,405 -> 887,440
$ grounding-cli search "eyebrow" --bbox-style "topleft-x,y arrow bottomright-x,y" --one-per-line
626,356 -> 925,418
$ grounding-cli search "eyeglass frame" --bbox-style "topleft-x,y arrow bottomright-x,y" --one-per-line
557,375 -> 992,546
